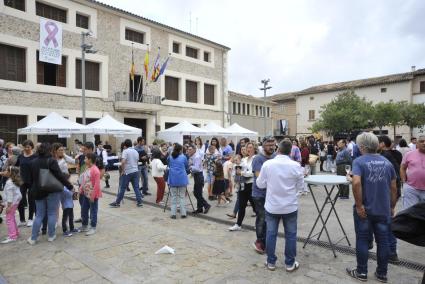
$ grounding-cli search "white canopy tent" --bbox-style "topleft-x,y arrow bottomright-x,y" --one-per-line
157,121 -> 207,144
17,112 -> 91,135
86,114 -> 142,135
225,123 -> 258,137
200,122 -> 232,136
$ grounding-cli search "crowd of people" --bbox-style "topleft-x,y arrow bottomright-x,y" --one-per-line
0,133 -> 424,282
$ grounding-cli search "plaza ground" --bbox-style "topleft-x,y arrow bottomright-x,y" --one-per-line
0,171 -> 423,283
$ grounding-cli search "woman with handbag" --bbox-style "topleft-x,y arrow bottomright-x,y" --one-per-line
27,143 -> 73,245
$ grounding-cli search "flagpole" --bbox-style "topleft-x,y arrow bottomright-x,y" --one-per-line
137,75 -> 143,102
131,42 -> 135,102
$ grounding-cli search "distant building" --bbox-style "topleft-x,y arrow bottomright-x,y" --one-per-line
228,91 -> 276,139
271,67 -> 425,140
0,0 -> 230,146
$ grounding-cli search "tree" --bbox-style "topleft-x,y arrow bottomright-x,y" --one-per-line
400,102 -> 425,137
310,90 -> 373,136
371,101 -> 402,138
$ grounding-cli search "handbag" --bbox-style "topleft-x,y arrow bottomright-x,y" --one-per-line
39,159 -> 63,193
309,154 -> 319,165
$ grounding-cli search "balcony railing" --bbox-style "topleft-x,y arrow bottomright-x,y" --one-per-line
114,91 -> 161,105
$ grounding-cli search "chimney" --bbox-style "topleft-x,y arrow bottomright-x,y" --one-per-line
411,66 -> 416,72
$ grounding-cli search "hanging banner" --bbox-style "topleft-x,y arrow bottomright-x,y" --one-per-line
39,17 -> 62,65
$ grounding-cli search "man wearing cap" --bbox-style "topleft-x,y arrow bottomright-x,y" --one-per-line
252,136 -> 276,254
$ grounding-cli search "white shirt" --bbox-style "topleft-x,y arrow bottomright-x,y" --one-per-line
122,147 -> 139,175
4,179 -> 22,205
256,154 -> 304,214
151,158 -> 167,177
241,156 -> 254,183
223,160 -> 233,179
97,148 -> 108,166
347,141 -> 355,157
408,143 -> 416,151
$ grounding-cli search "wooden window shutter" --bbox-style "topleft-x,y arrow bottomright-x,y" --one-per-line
75,59 -> 81,88
56,56 -> 66,87
36,51 -> 44,84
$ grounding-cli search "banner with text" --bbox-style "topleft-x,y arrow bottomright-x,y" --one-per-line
39,17 -> 62,65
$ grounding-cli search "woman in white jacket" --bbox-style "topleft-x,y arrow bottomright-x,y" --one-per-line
151,150 -> 168,204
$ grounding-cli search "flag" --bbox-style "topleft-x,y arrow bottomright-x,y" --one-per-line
144,50 -> 149,79
151,52 -> 160,81
154,57 -> 169,82
130,46 -> 135,81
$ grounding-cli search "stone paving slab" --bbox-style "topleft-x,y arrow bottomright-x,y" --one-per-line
103,170 -> 425,265
0,190 -> 422,283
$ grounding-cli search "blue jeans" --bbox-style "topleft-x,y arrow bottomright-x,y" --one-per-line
116,171 -> 142,204
170,186 -> 186,216
265,210 -> 298,266
31,192 -> 61,240
353,209 -> 389,276
253,197 -> 266,245
139,165 -> 149,193
81,196 -> 98,228
326,155 -> 333,171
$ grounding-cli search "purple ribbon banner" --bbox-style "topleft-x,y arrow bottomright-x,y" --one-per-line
44,21 -> 59,48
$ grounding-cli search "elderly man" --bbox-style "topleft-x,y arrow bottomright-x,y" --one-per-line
346,132 -> 397,283
401,135 -> 425,209
256,140 -> 304,271
187,144 -> 211,214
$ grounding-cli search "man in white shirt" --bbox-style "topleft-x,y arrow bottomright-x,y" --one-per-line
256,140 -> 304,272
96,141 -> 110,188
408,137 -> 417,151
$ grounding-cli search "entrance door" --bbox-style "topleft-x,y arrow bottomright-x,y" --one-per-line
124,118 -> 146,141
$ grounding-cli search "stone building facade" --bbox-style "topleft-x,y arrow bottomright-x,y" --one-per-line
0,0 -> 230,146
228,91 -> 276,139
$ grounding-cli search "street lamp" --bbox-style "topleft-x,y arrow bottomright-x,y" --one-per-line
260,79 -> 272,137
81,31 -> 97,142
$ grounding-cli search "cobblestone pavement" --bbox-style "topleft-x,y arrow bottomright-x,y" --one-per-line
0,172 -> 423,283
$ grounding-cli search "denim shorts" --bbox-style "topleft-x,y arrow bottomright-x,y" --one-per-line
205,172 -> 214,184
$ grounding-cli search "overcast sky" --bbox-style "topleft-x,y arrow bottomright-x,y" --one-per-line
102,0 -> 425,97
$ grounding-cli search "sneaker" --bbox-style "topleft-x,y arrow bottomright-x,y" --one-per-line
286,261 -> 300,272
253,241 -> 265,254
346,268 -> 367,282
47,235 -> 56,242
204,205 -> 211,214
264,262 -> 276,271
137,202 -> 143,207
26,220 -> 33,227
63,231 -> 73,237
105,184 -> 110,188
192,209 -> 203,214
79,226 -> 89,232
170,215 -> 176,219
181,215 -> 187,219
301,191 -> 308,196
226,213 -> 236,219
388,254 -> 400,264
75,218 -> 82,223
109,202 -> 120,208
1,238 -> 17,244
85,228 -> 96,236
228,224 -> 241,231
374,272 -> 388,283
17,221 -> 26,227
27,237 -> 36,245
70,228 -> 81,233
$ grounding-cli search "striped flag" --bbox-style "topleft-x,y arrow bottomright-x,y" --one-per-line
144,50 -> 149,79
154,56 -> 169,82
130,45 -> 135,81
151,52 -> 160,81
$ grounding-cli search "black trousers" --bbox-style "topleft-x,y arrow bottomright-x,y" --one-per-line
237,183 -> 256,226
336,164 -> 349,197
193,172 -> 209,210
18,183 -> 36,222
62,208 -> 74,232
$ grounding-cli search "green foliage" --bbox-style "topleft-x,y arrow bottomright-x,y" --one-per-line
399,102 -> 425,135
310,90 -> 373,135
152,138 -> 166,145
371,101 -> 402,133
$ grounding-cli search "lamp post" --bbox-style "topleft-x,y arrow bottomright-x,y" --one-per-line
80,31 -> 97,142
260,79 -> 272,137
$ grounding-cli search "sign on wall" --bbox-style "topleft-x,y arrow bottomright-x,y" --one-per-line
39,17 -> 62,65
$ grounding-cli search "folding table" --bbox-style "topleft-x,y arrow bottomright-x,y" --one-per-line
302,175 -> 351,257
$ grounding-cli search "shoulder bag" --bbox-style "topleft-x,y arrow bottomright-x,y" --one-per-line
39,158 -> 64,193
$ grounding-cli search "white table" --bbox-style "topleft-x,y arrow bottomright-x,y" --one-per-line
303,175 -> 352,257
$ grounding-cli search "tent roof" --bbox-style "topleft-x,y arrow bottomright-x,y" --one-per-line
18,112 -> 90,134
225,123 -> 258,137
157,121 -> 207,135
201,122 -> 232,135
87,115 -> 142,135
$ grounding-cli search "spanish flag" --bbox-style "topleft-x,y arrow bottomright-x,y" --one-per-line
130,46 -> 135,81
144,50 -> 149,79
